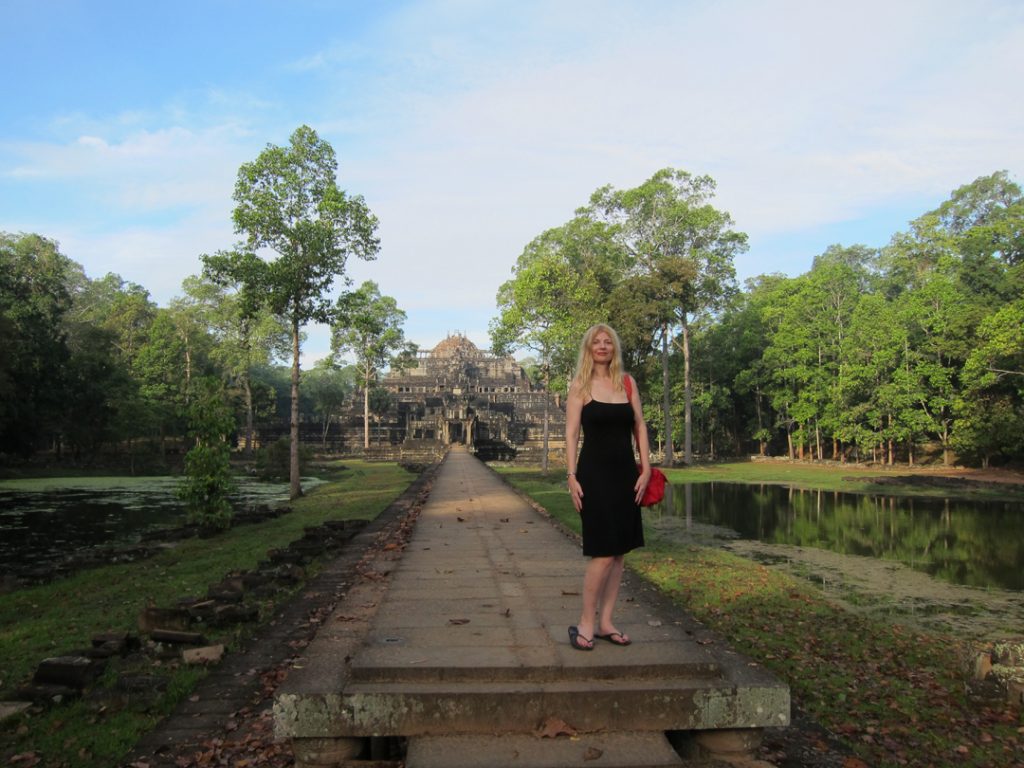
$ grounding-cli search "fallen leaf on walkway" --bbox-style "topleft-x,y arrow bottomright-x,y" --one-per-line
561,590 -> 580,596
500,517 -> 510,522
448,618 -> 470,625
536,716 -> 577,738
457,516 -> 466,522
583,746 -> 603,761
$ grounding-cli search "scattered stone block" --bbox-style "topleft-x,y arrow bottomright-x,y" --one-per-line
182,644 -> 225,665
269,547 -> 308,565
212,603 -> 259,625
207,585 -> 244,603
33,655 -> 104,688
0,701 -> 31,722
81,642 -> 122,660
241,571 -> 272,589
150,628 -> 206,645
16,682 -> 81,705
91,632 -> 140,653
138,605 -> 191,633
276,564 -> 306,584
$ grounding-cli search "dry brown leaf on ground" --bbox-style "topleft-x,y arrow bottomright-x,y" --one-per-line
536,716 -> 577,738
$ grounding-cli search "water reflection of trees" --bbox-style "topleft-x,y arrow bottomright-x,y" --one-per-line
660,483 -> 1023,591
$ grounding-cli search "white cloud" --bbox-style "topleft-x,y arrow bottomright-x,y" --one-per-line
2,0 -> 1021,354
335,0 -> 1024,283
52,210 -> 235,304
4,125 -> 251,213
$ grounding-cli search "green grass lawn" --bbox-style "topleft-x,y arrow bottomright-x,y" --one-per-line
0,460 -> 416,768
498,465 -> 1024,768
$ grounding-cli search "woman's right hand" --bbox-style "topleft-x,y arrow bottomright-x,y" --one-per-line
568,474 -> 583,513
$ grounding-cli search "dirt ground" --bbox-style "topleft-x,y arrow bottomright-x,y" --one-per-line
722,537 -> 1024,640
684,465 -> 1024,641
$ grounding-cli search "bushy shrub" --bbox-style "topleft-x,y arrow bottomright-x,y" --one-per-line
254,437 -> 312,481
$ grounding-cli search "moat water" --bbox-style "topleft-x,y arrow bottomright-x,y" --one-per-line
647,482 -> 1024,592
3,477 -> 1022,593
0,476 -> 319,573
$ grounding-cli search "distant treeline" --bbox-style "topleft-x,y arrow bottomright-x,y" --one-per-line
3,171 -> 1022,469
0,234 -> 361,467
494,170 -> 1023,467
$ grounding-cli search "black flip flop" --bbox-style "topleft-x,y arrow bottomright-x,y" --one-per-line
568,625 -> 594,651
595,631 -> 632,646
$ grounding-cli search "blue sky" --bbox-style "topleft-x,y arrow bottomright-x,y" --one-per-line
2,0 -> 1022,361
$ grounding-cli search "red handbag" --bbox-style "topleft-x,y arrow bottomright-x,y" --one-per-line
639,466 -> 666,507
623,374 -> 666,506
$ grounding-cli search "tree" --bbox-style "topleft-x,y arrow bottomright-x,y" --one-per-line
178,377 -> 237,530
0,233 -> 74,456
586,169 -> 746,465
953,299 -> 1024,466
490,225 -> 612,471
305,360 -> 356,449
204,125 -> 379,498
66,272 -> 157,463
182,275 -> 289,457
331,281 -> 414,450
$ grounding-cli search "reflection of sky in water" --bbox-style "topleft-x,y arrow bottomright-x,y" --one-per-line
642,482 -> 1024,592
0,477 -> 322,571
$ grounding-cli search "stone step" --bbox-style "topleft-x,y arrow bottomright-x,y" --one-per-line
336,675 -> 787,736
350,633 -> 721,684
405,732 -> 689,768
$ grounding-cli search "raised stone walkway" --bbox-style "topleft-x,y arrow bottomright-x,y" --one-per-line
275,447 -> 789,767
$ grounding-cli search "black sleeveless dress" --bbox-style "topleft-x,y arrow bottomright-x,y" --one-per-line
577,399 -> 645,557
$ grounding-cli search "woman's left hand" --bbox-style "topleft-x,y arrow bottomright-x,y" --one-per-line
633,467 -> 651,506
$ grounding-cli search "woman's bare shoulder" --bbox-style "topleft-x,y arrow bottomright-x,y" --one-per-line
567,380 -> 590,405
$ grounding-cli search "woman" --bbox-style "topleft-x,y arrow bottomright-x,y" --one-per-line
564,323 -> 651,651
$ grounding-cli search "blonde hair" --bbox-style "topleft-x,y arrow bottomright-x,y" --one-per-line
570,323 -> 625,399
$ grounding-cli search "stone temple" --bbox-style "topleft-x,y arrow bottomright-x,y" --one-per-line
339,334 -> 565,464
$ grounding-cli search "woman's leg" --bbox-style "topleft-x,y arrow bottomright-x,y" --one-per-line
577,556 -> 614,645
596,555 -> 627,637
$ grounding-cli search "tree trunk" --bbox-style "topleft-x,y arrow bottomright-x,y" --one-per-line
289,317 -> 302,500
363,370 -> 370,450
682,318 -> 692,466
184,341 -> 192,406
243,377 -> 254,459
662,325 -> 673,467
541,365 -> 550,475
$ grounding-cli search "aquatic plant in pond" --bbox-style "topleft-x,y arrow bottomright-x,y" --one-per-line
0,476 -> 321,574
646,482 -> 1024,591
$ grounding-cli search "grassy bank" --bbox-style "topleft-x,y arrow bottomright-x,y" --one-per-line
0,460 -> 416,768
498,466 -> 1024,768
662,459 -> 1024,501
